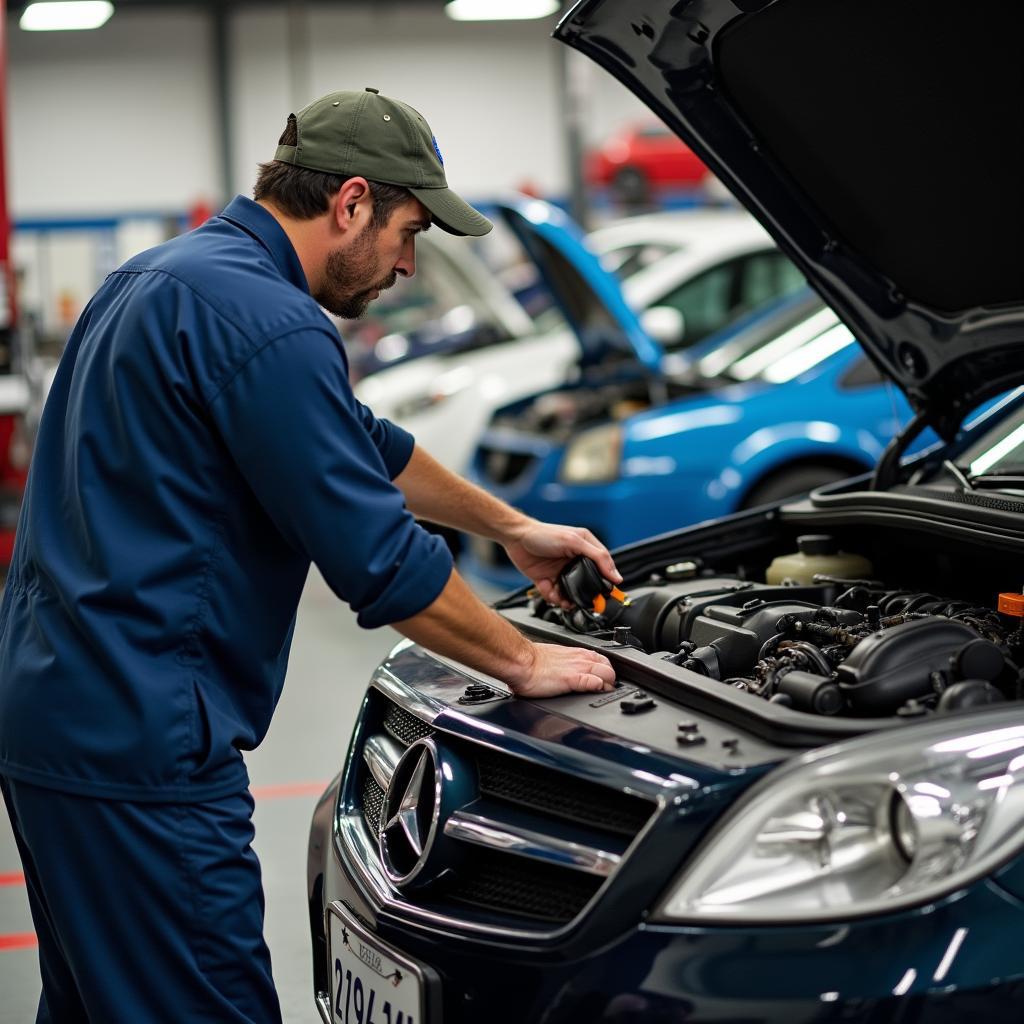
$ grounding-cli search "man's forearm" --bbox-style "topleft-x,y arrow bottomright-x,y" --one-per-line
392,566 -> 534,684
392,565 -> 617,698
393,444 -> 530,543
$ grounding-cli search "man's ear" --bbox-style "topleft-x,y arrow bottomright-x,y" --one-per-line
333,177 -> 372,232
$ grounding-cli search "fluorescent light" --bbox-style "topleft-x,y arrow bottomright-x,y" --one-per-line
20,2 -> 114,31
445,0 -> 559,21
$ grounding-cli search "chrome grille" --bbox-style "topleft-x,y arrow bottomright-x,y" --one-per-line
353,693 -> 657,930
476,749 -> 652,837
362,776 -> 385,836
383,703 -> 434,745
444,848 -> 603,923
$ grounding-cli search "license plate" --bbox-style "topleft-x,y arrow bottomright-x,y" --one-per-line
327,903 -> 429,1024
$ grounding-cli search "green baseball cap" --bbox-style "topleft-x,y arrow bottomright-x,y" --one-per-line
274,87 -> 492,237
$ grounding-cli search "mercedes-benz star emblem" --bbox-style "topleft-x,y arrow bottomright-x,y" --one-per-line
380,739 -> 440,886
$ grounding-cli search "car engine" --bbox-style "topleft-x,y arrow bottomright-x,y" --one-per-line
533,545 -> 1024,720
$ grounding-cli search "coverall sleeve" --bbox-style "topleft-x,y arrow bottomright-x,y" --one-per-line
207,326 -> 453,628
353,398 -> 415,480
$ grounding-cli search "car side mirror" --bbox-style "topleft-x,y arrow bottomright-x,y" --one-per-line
641,306 -> 685,345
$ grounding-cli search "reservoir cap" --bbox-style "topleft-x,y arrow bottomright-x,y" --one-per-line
797,534 -> 837,556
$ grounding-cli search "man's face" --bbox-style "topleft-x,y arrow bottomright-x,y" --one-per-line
317,197 -> 430,319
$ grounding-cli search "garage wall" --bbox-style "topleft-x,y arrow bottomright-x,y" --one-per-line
234,5 -> 564,201
8,8 -> 220,217
7,3 -> 651,219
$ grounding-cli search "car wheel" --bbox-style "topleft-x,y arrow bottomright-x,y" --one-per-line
613,166 -> 650,207
740,464 -> 855,509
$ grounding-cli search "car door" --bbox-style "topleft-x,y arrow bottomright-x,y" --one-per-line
652,251 -> 806,351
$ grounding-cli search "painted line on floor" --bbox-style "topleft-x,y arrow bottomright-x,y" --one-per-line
0,871 -> 26,887
251,781 -> 328,800
0,932 -> 37,951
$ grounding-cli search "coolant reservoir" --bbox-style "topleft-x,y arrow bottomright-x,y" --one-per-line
766,535 -> 873,586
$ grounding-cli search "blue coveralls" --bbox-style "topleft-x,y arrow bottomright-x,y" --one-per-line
0,196 -> 454,1022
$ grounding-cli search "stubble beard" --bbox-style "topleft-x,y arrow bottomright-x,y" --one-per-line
317,225 -> 398,319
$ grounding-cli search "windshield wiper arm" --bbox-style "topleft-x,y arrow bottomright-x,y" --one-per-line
944,460 -> 974,490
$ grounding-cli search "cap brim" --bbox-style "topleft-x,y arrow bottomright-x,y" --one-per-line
408,186 -> 492,237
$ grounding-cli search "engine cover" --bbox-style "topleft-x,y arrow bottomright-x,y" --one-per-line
837,617 -> 1003,714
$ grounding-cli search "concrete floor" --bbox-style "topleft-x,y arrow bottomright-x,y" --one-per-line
0,568 -> 486,1023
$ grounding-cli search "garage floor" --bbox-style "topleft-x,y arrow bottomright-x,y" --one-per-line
0,567 -> 496,1023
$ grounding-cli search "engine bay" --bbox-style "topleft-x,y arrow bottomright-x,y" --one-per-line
490,369 -> 699,442
492,381 -> 650,437
530,537 -> 1024,721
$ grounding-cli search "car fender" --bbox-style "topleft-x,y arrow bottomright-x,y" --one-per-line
721,425 -> 879,507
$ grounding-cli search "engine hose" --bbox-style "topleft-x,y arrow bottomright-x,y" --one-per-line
758,632 -> 787,661
793,620 -> 863,646
813,607 -> 843,625
777,640 -> 834,678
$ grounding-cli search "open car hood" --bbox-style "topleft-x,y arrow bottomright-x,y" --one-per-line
497,198 -> 663,373
556,0 -> 1024,440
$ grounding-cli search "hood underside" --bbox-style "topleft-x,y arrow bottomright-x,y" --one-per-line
497,199 -> 663,372
556,0 -> 1024,439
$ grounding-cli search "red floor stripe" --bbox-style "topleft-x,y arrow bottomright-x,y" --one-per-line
0,933 -> 37,951
0,871 -> 25,887
250,781 -> 328,800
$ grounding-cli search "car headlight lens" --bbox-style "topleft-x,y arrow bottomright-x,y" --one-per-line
657,709 -> 1024,923
559,424 -> 622,483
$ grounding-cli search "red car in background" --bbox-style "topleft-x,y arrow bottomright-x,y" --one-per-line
586,121 -> 711,203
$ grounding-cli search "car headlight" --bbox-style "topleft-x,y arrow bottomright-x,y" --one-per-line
657,709 -> 1024,923
559,424 -> 622,483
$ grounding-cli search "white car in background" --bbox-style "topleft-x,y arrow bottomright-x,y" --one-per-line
339,225 -> 538,381
356,204 -> 802,474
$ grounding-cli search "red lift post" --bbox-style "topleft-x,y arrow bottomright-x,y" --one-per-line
0,0 -> 29,568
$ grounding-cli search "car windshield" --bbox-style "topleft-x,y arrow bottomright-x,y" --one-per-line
596,241 -> 685,280
694,301 -> 856,384
954,397 -> 1024,488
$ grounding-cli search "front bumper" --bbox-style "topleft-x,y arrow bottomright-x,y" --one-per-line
307,664 -> 1024,1024
311,783 -> 1024,1024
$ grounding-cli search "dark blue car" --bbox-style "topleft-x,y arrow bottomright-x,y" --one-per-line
308,2 -> 1024,1021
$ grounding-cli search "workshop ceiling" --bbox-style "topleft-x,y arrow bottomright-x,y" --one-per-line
7,1 -> 463,10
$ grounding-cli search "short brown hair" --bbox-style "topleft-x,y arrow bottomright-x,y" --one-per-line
254,114 -> 412,228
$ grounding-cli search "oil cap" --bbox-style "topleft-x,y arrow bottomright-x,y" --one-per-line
797,534 -> 837,556
998,591 -> 1024,618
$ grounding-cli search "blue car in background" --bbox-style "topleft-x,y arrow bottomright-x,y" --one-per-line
461,203 -> 922,587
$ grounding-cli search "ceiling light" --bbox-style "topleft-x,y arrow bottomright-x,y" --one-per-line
445,0 -> 559,21
20,2 -> 114,31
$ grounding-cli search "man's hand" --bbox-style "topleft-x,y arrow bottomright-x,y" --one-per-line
394,569 -> 618,700
507,642 -> 616,698
502,519 -> 621,608
394,448 -> 621,608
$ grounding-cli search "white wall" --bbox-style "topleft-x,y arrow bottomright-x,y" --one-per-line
7,2 -> 652,218
8,8 -> 220,216
4,2 -> 656,333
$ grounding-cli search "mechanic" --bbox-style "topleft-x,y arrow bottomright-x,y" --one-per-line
0,89 -> 619,1023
